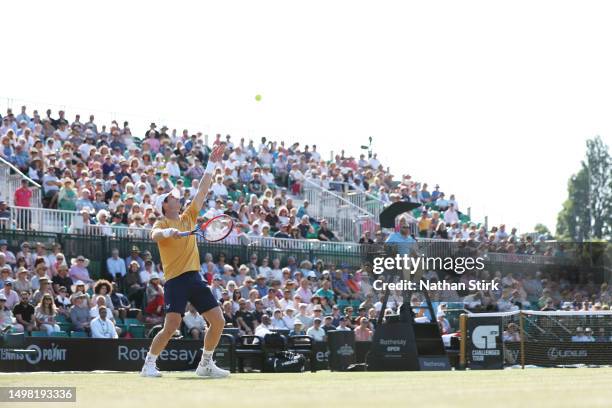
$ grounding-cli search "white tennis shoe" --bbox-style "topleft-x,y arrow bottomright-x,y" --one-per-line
195,360 -> 230,378
140,362 -> 163,377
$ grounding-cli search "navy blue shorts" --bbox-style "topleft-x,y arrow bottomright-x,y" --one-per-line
164,271 -> 219,314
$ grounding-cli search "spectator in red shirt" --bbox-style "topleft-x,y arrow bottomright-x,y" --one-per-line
14,180 -> 32,207
14,180 -> 33,230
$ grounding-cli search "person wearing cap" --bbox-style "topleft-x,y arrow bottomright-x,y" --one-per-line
125,246 -> 144,271
141,144 -> 228,379
289,319 -> 306,336
306,316 -> 326,341
13,291 -> 36,333
90,305 -> 118,339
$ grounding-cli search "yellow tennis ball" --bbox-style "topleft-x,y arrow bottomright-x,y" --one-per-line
255,94 -> 262,101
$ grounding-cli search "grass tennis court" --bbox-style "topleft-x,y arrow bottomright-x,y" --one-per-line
2,368 -> 611,408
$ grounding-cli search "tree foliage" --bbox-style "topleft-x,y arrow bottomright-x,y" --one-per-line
557,136 -> 611,241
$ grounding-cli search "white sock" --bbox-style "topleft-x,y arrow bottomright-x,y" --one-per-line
146,353 -> 158,364
200,350 -> 214,366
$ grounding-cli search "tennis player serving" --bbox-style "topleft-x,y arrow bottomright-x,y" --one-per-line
140,144 -> 229,378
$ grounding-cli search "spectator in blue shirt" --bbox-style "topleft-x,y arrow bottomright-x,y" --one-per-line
386,224 -> 417,255
254,275 -> 269,298
332,269 -> 351,300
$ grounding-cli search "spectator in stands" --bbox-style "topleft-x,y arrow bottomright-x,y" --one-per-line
354,317 -> 373,341
332,269 -> 352,301
90,306 -> 118,339
183,303 -> 207,339
0,240 -> 15,265
306,317 -> 326,341
271,309 -> 287,329
289,319 -> 306,336
125,261 -> 144,307
125,246 -> 144,271
52,264 -> 73,295
235,298 -> 256,335
255,314 -> 274,337
335,316 -> 351,331
437,310 -> 451,335
106,248 -> 127,281
13,267 -> 32,294
144,273 -> 164,322
296,278 -> 313,304
13,291 -> 36,334
32,277 -> 53,305
54,286 -> 71,317
317,220 -> 337,241
57,178 -> 78,211
70,292 -> 91,333
295,303 -> 313,329
14,179 -> 33,215
34,293 -> 60,335
69,255 -> 92,284
93,280 -> 115,317
2,280 -> 19,310
42,167 -> 61,207
444,203 -> 459,225
0,293 -> 22,333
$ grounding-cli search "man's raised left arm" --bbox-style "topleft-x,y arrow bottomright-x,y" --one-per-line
191,144 -> 226,211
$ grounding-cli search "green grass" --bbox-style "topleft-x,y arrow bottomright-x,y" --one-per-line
1,368 -> 611,408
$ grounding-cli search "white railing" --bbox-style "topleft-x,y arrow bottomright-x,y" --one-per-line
244,235 -> 363,254
0,157 -> 42,207
5,206 -> 150,238
304,178 -> 378,241
0,206 -> 575,266
320,179 -> 387,220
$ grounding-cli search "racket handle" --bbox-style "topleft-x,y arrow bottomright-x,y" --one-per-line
177,231 -> 191,237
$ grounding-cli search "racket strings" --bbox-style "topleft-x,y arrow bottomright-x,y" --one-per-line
204,217 -> 233,241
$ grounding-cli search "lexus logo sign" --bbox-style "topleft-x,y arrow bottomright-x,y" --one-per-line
547,348 -> 588,360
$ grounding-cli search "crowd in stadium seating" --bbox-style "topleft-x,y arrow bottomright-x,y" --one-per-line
0,235 -> 604,341
0,239 -> 384,340
0,105 -> 551,250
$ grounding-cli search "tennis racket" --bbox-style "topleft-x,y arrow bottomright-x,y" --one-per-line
178,214 -> 234,242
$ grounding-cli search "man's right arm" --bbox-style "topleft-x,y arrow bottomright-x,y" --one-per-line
151,221 -> 180,242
